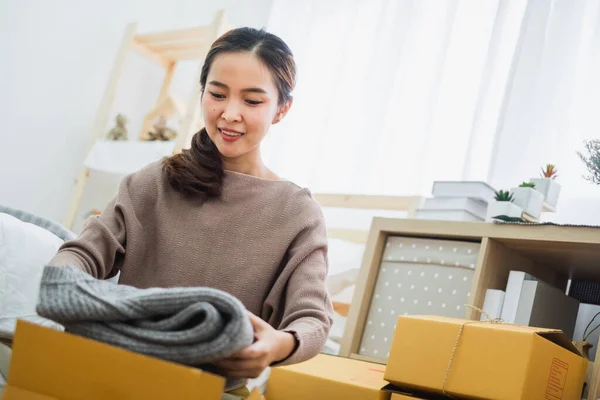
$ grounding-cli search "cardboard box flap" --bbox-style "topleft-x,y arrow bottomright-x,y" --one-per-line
6,321 -> 225,400
536,331 -> 582,356
408,314 -> 567,334
409,315 -> 581,356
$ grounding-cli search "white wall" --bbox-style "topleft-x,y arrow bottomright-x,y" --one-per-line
0,0 -> 272,223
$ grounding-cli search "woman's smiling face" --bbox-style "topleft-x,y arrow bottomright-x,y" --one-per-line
202,51 -> 284,163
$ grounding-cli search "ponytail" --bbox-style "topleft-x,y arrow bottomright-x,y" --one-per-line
162,128 -> 224,197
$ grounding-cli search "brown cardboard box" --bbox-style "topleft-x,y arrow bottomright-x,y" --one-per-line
247,389 -> 266,400
2,320 -> 225,400
382,384 -> 451,400
266,353 -> 389,400
385,315 -> 587,400
391,394 -> 426,400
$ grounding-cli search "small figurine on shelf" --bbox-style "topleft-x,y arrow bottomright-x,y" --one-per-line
106,114 -> 128,141
147,116 -> 177,141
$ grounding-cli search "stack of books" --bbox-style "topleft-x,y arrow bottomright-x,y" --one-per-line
480,270 -> 579,339
414,181 -> 496,222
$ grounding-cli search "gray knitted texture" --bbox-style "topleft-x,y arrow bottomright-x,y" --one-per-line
36,265 -> 254,368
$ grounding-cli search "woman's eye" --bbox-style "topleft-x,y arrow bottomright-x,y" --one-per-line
210,92 -> 225,99
245,99 -> 263,105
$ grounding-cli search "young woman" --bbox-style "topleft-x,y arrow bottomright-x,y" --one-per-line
49,28 -> 332,398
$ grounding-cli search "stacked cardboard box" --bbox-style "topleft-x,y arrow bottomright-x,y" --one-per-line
266,315 -> 588,399
383,315 -> 587,399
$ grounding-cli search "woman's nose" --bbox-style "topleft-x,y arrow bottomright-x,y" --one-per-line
221,100 -> 242,123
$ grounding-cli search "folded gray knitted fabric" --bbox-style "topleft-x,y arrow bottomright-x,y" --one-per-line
36,265 -> 253,389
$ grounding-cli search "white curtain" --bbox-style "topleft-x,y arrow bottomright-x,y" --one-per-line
263,0 -> 527,196
263,0 -> 600,223
487,0 -> 600,223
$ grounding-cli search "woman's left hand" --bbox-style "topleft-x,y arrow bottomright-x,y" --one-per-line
215,311 -> 297,379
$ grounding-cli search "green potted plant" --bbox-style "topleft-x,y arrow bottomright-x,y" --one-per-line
531,164 -> 560,208
486,190 -> 522,221
511,181 -> 544,219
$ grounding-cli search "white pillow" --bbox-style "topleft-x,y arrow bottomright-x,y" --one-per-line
0,213 -> 64,338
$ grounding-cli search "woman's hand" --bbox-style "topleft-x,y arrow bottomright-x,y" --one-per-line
215,312 -> 297,379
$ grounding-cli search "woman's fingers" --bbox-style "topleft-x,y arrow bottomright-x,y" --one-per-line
229,340 -> 269,360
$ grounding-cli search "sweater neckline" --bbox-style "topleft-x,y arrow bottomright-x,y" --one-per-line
224,169 -> 289,183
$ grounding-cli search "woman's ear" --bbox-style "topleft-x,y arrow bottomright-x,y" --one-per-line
272,99 -> 293,125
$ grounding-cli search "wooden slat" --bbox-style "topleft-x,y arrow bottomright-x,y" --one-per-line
157,62 -> 176,104
466,238 -> 493,320
161,49 -> 207,61
339,224 -> 387,357
138,61 -> 177,140
313,194 -> 422,211
130,38 -> 171,68
373,218 -> 600,245
147,40 -> 207,52
326,228 -> 368,244
64,23 -> 138,228
135,26 -> 212,46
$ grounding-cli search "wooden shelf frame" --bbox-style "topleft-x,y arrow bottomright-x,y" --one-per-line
338,217 -> 600,396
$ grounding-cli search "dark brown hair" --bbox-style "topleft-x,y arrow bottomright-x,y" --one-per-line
162,27 -> 296,197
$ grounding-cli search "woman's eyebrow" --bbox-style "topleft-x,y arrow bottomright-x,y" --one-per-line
208,80 -> 267,94
208,80 -> 228,89
241,87 -> 267,94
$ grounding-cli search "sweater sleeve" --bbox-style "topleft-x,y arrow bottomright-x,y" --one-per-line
264,196 -> 333,366
48,169 -> 144,279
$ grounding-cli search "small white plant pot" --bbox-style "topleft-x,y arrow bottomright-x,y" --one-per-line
511,187 -> 544,219
530,178 -> 561,208
486,201 -> 523,221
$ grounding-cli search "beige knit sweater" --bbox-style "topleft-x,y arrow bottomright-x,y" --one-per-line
49,161 -> 333,366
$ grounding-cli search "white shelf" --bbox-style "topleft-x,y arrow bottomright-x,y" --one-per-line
84,140 -> 175,175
